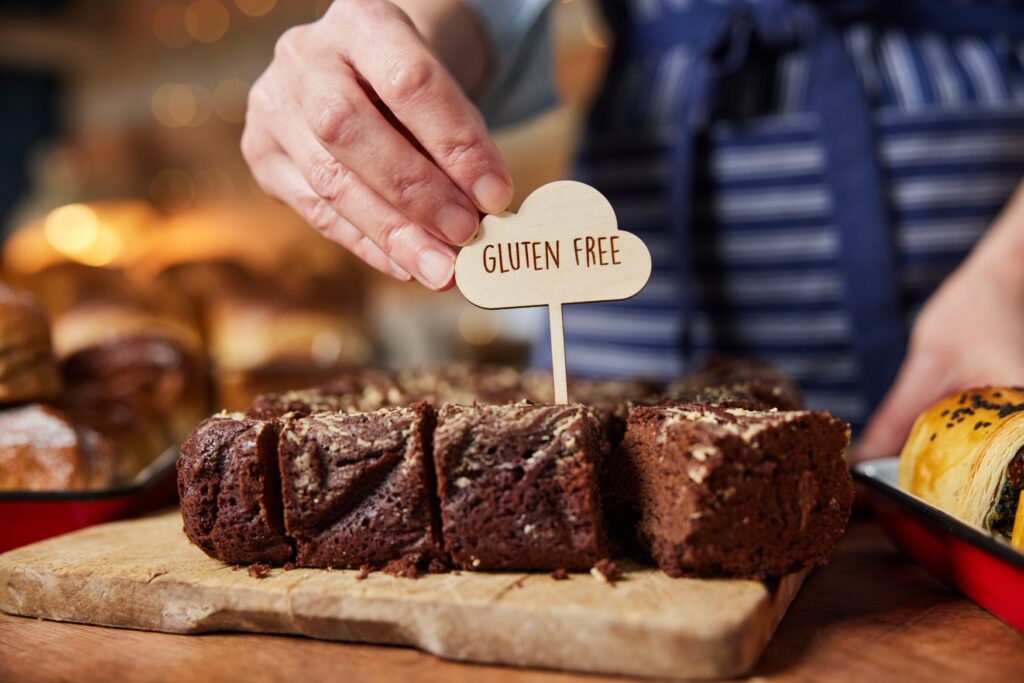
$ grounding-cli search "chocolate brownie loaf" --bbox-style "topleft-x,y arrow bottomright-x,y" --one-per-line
620,403 -> 852,578
433,402 -> 609,570
177,413 -> 291,564
277,402 -> 444,570
667,358 -> 802,411
246,370 -> 403,419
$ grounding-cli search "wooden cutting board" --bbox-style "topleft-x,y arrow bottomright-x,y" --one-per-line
0,511 -> 807,680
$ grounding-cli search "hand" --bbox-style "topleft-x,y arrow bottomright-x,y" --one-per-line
854,256 -> 1024,462
242,0 -> 514,290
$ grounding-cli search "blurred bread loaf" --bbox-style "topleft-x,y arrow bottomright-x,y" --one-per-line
0,404 -> 120,491
0,283 -> 61,404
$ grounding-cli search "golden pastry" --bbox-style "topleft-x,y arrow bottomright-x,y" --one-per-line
898,386 -> 1024,548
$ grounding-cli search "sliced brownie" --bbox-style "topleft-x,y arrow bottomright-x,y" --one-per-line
277,402 -> 443,570
621,403 -> 852,578
433,402 -> 609,570
177,413 -> 291,564
246,370 -> 404,419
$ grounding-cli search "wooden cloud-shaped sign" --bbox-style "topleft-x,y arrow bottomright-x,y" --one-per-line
455,181 -> 652,403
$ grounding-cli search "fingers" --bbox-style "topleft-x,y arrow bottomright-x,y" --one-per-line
246,103 -> 457,290
337,1 -> 514,214
853,351 -> 953,463
297,64 -> 481,246
246,137 -> 412,282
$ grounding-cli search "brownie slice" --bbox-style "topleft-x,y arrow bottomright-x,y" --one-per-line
277,402 -> 443,570
177,413 -> 291,564
620,403 -> 852,578
246,370 -> 404,419
433,402 -> 609,570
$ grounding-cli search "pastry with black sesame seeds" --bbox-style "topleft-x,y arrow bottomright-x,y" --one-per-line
898,386 -> 1024,548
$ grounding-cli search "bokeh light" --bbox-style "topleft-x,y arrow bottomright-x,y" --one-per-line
42,204 -> 125,267
185,0 -> 230,43
310,330 -> 343,367
184,83 -> 213,127
458,306 -> 501,346
152,83 -> 198,128
234,0 -> 276,18
153,3 -> 191,48
212,79 -> 249,123
44,204 -> 100,256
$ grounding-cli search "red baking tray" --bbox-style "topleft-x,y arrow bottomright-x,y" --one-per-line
0,448 -> 179,554
852,457 -> 1024,632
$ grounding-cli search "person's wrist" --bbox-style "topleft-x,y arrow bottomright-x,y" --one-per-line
962,222 -> 1024,301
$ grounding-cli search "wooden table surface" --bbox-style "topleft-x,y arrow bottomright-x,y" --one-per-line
1,518 -> 1021,683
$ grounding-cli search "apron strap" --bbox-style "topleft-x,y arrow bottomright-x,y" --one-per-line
661,0 -> 904,407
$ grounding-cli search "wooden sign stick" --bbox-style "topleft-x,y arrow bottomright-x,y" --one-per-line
455,181 -> 652,406
548,303 -> 568,404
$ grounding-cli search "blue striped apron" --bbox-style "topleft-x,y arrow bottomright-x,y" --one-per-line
543,0 -> 1024,430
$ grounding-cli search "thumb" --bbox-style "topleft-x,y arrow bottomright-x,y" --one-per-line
853,351 -> 952,463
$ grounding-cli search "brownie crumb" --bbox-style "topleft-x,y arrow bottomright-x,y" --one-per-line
382,555 -> 420,579
550,568 -> 569,581
247,562 -> 272,579
590,559 -> 622,585
357,565 -> 372,581
282,562 -> 295,571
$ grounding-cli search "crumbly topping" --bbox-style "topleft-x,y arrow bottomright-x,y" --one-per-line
658,404 -> 807,444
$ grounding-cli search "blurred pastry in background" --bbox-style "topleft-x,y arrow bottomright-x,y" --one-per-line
51,297 -> 209,478
11,263 -> 136,317
0,283 -> 61,404
245,369 -> 403,419
207,292 -> 373,411
667,357 -> 803,411
2,200 -> 160,279
0,404 -> 120,491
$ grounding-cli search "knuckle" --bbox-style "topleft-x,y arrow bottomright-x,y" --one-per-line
355,0 -> 404,25
299,195 -> 336,234
379,221 -> 413,254
310,95 -> 358,145
239,127 -> 262,164
353,235 -> 378,262
385,58 -> 437,104
392,169 -> 433,207
246,78 -> 271,114
274,26 -> 305,63
307,158 -> 350,202
436,135 -> 485,169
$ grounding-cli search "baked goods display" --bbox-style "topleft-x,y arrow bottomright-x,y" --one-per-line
179,361 -> 854,579
0,283 -> 61,404
0,404 -> 120,491
898,386 -> 1024,548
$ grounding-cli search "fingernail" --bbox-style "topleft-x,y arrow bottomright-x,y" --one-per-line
436,203 -> 479,245
417,249 -> 454,289
387,259 -> 412,281
472,173 -> 514,214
